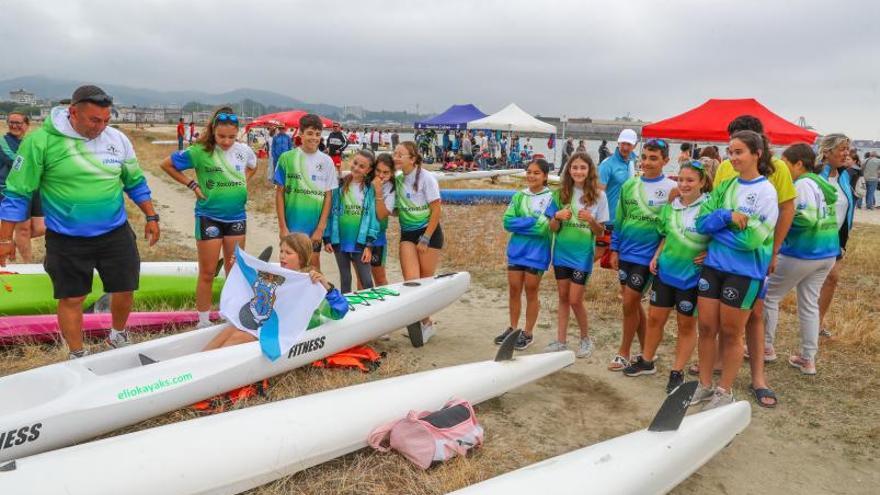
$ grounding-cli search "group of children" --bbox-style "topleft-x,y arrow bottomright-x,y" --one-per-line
163,106 -> 852,411
499,126 -> 852,411
162,107 -> 444,348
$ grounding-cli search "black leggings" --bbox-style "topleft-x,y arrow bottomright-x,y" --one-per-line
334,250 -> 373,293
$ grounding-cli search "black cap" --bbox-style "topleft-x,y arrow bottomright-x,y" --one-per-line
71,85 -> 113,107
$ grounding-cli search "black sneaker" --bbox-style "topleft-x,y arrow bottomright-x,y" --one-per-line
666,370 -> 684,394
493,327 -> 515,345
514,332 -> 533,351
623,356 -> 656,376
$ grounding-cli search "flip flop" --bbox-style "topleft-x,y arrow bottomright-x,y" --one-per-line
749,384 -> 778,409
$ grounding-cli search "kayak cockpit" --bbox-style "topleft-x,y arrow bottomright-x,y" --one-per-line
84,325 -> 223,376
0,365 -> 82,415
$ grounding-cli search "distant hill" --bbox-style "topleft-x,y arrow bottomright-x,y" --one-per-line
0,75 -> 343,116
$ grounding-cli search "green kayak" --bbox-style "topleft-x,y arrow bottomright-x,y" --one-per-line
0,274 -> 224,316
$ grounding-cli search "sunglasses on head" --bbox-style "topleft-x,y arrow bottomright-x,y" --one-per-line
684,160 -> 706,176
73,94 -> 114,106
214,113 -> 239,125
645,138 -> 668,148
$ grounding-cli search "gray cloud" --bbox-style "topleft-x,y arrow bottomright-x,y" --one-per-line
2,0 -> 878,137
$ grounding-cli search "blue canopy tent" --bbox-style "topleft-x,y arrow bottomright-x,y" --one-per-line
413,104 -> 488,130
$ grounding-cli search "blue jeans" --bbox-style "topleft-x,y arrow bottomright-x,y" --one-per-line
867,179 -> 878,209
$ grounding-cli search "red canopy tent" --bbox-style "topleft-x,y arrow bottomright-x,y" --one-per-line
642,98 -> 818,145
244,110 -> 336,132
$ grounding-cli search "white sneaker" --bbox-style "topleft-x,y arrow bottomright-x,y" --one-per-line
420,322 -> 435,345
196,320 -> 214,329
702,387 -> 735,411
690,383 -> 715,405
576,338 -> 594,359
68,349 -> 90,360
543,341 -> 568,353
105,330 -> 130,348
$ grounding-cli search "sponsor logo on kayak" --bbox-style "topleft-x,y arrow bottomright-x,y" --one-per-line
116,372 -> 194,401
0,423 -> 42,451
287,336 -> 326,359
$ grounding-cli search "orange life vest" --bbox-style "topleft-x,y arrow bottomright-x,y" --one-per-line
312,345 -> 384,372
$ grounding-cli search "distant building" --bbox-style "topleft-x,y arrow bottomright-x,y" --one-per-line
9,89 -> 36,105
342,105 -> 366,120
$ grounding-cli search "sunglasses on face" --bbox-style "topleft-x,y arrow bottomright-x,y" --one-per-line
645,138 -> 668,148
214,113 -> 239,125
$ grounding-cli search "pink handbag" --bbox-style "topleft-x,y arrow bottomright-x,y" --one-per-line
367,398 -> 484,469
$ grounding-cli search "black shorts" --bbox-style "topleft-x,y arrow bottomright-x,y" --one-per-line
650,277 -> 697,316
195,216 -> 246,241
508,264 -> 543,276
30,191 -> 43,217
618,259 -> 652,293
400,225 -> 444,249
369,245 -> 387,267
596,224 -> 613,248
837,224 -> 849,260
553,265 -> 589,285
697,265 -> 763,310
44,223 -> 140,299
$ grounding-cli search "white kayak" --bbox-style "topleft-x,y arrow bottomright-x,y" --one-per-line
0,272 -> 469,462
5,261 -> 204,277
0,344 -> 574,495
432,169 -> 522,182
449,389 -> 751,495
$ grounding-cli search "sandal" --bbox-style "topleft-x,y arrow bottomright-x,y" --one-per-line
749,384 -> 778,409
687,363 -> 722,376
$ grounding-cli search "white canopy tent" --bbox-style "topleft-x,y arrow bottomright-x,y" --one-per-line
467,103 -> 557,134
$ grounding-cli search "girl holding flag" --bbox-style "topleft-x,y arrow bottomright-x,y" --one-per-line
203,233 -> 348,351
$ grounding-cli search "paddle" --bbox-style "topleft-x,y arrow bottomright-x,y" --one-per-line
647,381 -> 698,432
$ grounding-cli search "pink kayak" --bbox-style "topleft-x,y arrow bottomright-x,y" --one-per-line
0,311 -> 221,345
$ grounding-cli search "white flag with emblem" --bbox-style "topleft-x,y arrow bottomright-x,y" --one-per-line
220,247 -> 326,361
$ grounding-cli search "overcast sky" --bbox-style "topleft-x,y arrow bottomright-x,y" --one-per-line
2,0 -> 879,137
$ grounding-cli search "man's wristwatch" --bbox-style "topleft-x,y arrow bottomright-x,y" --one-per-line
146,214 -> 160,223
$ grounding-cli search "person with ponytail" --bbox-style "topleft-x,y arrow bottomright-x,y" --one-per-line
705,115 -> 794,409
543,153 -> 609,357
394,141 -> 443,347
623,160 -> 712,393
817,133 -> 854,339
692,130 -> 779,410
764,144 -> 839,377
494,158 -> 554,351
160,106 -> 257,328
323,149 -> 379,293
